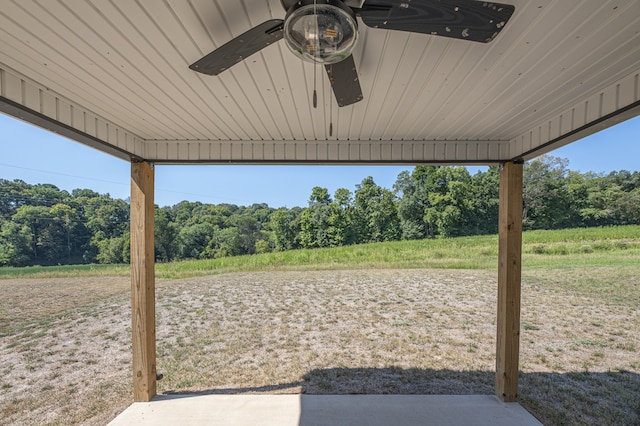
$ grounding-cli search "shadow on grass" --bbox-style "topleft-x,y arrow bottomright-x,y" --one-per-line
162,367 -> 640,425
162,367 -> 493,396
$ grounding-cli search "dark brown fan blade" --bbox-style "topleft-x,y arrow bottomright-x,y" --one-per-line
189,19 -> 285,75
325,55 -> 363,107
358,0 -> 515,43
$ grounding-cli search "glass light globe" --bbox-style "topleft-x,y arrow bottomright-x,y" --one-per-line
284,4 -> 358,64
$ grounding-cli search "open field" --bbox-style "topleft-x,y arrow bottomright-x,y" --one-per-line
1,227 -> 639,425
1,225 -> 639,280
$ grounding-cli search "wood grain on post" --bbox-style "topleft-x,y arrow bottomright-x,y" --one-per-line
130,161 -> 156,402
496,161 -> 523,402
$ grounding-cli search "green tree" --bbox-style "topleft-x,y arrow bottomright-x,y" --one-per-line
614,187 -> 640,224
203,227 -> 243,258
85,196 -> 130,238
155,207 -> 179,262
326,188 -> 356,246
270,208 -> 300,251
565,170 -> 591,227
422,167 -> 474,237
0,221 -> 34,266
95,234 -> 129,264
254,239 -> 271,254
468,166 -> 500,235
0,179 -> 30,216
12,205 -> 51,264
394,169 -> 427,240
26,184 -> 67,207
178,222 -> 215,259
48,203 -> 82,263
608,170 -> 640,192
579,175 -> 617,226
354,177 -> 400,242
84,196 -> 129,262
234,215 -> 263,254
299,187 -> 333,248
171,201 -> 203,226
523,156 -> 571,229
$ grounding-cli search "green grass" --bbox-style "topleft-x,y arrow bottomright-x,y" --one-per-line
1,225 -> 639,279
0,263 -> 130,279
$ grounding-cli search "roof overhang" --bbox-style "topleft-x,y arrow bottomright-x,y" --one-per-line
1,0 -> 639,165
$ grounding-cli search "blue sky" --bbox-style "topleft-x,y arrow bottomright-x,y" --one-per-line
1,113 -> 639,208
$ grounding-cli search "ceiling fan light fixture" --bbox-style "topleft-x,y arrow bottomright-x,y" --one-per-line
284,0 -> 358,65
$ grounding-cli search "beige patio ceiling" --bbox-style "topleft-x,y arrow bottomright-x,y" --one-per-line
1,0 -> 639,164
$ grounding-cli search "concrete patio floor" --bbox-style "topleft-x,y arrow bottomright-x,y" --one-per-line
108,394 -> 543,425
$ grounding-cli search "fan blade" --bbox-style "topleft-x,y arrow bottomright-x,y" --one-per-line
190,19 -> 285,75
325,55 -> 363,107
358,0 -> 515,43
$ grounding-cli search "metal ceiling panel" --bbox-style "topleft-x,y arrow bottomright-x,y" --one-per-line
1,0 -> 639,164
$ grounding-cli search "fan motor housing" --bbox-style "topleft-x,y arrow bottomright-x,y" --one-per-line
282,0 -> 365,9
283,0 -> 356,20
283,0 -> 359,65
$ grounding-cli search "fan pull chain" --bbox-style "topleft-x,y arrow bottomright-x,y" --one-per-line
313,80 -> 317,108
312,0 -> 318,109
329,65 -> 334,137
313,62 -> 317,108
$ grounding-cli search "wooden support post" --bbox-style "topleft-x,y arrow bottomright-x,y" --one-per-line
496,161 -> 523,402
130,161 -> 156,402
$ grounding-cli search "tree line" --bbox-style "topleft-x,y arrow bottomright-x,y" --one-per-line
1,155 -> 639,267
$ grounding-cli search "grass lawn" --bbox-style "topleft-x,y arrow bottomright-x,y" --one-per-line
2,225 -> 639,280
0,226 -> 638,425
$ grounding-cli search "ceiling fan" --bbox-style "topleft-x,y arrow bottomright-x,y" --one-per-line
190,0 -> 515,107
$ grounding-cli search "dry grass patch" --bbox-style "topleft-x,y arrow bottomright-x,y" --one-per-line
156,270 -> 499,396
0,268 -> 638,425
0,277 -> 132,426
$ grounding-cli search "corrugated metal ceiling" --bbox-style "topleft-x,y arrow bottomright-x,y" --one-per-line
1,0 -> 639,163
